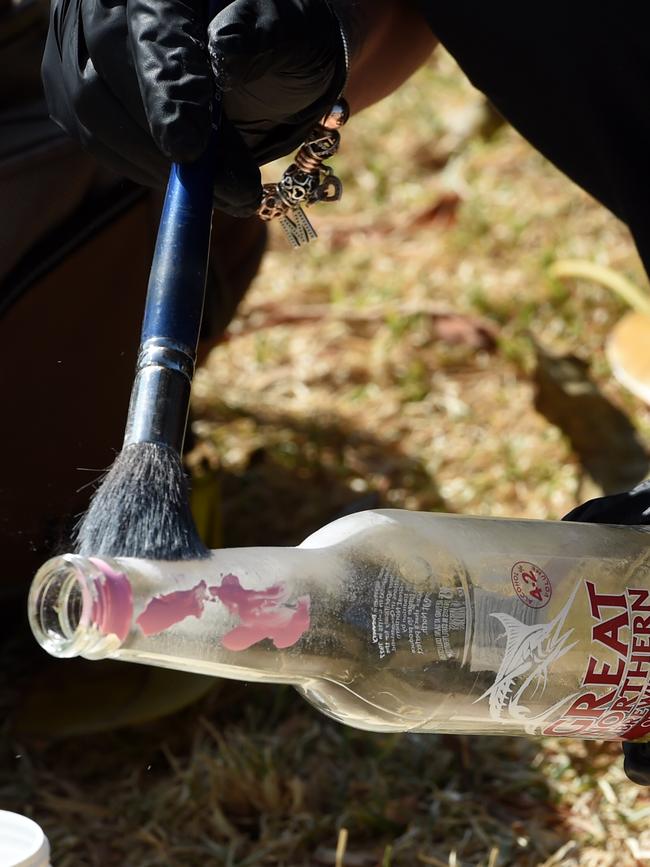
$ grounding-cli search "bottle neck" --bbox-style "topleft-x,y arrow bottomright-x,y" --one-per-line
28,546 -> 338,665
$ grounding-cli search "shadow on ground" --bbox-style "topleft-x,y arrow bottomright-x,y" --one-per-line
189,407 -> 448,549
533,346 -> 649,493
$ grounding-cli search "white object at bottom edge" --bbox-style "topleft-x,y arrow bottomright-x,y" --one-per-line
0,811 -> 51,867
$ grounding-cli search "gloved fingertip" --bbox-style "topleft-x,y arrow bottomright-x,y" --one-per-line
213,165 -> 263,217
623,742 -> 650,786
214,204 -> 254,218
213,194 -> 263,219
208,44 -> 233,92
152,111 -> 211,163
211,114 -> 263,215
159,137 -> 208,164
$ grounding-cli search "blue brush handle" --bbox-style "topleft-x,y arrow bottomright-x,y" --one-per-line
140,137 -> 220,352
124,0 -> 225,451
141,0 -> 222,351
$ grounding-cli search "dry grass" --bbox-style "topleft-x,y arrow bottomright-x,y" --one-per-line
4,50 -> 650,865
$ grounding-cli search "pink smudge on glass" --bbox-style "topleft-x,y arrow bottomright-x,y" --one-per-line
209,574 -> 311,651
136,581 -> 208,637
89,559 -> 133,641
135,573 -> 311,650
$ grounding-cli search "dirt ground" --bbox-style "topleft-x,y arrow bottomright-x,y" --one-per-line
4,51 -> 650,865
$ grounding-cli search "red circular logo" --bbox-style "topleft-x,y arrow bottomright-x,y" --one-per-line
511,561 -> 552,609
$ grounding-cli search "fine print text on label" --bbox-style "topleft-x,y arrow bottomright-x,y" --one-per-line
371,567 -> 432,658
370,568 -> 465,661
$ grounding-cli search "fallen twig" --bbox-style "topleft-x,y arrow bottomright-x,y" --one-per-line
549,259 -> 650,316
223,302 -> 498,351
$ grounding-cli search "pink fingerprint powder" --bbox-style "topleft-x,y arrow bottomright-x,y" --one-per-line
88,559 -> 134,641
134,573 -> 311,650
136,581 -> 208,636
209,574 -> 311,651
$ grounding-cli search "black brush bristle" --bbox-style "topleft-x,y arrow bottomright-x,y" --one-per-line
75,443 -> 210,560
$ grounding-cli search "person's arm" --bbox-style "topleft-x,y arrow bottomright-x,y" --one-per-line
339,0 -> 438,115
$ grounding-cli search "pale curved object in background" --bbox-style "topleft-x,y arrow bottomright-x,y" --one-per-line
549,260 -> 650,316
607,311 -> 650,405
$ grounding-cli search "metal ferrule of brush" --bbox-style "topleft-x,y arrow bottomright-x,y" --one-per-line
123,337 -> 195,453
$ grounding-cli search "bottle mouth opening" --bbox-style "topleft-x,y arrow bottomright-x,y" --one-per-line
28,556 -> 128,659
28,557 -> 89,657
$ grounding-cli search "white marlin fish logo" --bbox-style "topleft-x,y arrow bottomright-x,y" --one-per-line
476,582 -> 581,731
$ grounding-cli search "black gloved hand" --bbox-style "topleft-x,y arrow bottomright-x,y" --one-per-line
41,0 -> 348,216
564,479 -> 650,785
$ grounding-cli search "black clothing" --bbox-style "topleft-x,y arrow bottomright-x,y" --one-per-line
418,4 -> 650,275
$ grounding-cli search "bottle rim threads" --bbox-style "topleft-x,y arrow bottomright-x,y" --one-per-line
28,555 -> 132,660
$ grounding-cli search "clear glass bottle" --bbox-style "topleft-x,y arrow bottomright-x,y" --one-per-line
28,509 -> 650,741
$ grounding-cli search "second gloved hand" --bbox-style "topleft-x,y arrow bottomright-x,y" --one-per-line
564,480 -> 650,786
42,0 -> 348,216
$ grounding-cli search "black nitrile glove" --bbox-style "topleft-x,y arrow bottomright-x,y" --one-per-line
564,479 -> 650,785
41,0 -> 348,216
